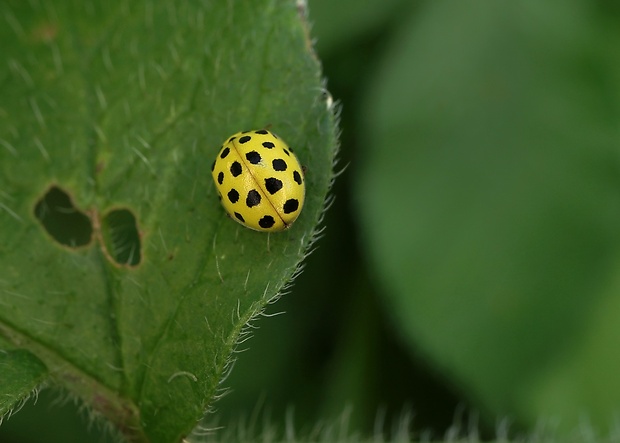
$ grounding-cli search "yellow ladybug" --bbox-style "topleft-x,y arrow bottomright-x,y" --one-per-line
211,129 -> 305,232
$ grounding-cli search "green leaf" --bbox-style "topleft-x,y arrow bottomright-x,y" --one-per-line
0,349 -> 48,419
0,0 -> 337,442
358,0 -> 620,434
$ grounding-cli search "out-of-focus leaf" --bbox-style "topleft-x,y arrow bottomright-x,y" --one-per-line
308,0 -> 407,53
358,0 -> 620,433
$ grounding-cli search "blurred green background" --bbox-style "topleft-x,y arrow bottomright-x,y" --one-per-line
3,0 -> 620,441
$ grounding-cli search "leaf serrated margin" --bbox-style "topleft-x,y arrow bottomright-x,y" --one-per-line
0,384 -> 43,426
188,80 -> 342,441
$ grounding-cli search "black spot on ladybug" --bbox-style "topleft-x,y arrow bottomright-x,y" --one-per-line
228,136 -> 236,143
220,147 -> 230,159
262,141 -> 275,149
246,190 -> 261,208
246,151 -> 261,164
211,160 -> 215,172
272,159 -> 287,171
235,212 -> 245,222
255,129 -> 268,135
265,177 -> 283,194
239,135 -> 251,144
230,161 -> 242,177
283,149 -> 290,156
259,215 -> 275,229
293,170 -> 302,185
283,199 -> 299,214
217,172 -> 224,185
218,194 -> 222,201
227,189 -> 239,204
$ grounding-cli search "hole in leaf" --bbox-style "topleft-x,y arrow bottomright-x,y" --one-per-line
34,186 -> 93,248
101,208 -> 142,266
